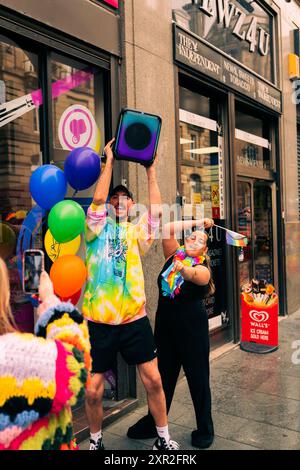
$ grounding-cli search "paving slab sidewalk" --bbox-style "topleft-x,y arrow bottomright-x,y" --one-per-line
80,309 -> 300,450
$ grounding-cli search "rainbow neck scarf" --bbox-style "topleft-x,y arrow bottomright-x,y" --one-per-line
161,246 -> 205,298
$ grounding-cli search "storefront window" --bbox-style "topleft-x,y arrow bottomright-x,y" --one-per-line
238,181 -> 252,286
0,34 -> 42,332
235,108 -> 271,171
0,31 -> 117,406
238,180 -> 274,288
0,13 -> 129,422
254,182 -> 273,282
179,86 -> 228,332
179,87 -> 223,219
172,0 -> 274,82
50,55 -> 116,401
51,55 -> 105,196
0,34 -> 109,327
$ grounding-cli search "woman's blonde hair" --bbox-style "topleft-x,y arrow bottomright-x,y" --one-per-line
0,257 -> 16,335
204,253 -> 216,297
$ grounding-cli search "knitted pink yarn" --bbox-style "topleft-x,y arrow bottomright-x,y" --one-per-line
51,340 -> 74,414
3,417 -> 49,450
0,426 -> 23,449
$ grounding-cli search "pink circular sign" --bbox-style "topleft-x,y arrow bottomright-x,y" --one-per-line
58,104 -> 100,152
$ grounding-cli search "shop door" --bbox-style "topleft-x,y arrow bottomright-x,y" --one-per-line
237,179 -> 276,291
178,86 -> 231,347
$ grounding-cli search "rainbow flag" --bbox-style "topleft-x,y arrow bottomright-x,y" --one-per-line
214,224 -> 248,247
225,229 -> 248,247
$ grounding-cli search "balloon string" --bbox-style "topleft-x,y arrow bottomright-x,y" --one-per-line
73,190 -> 78,197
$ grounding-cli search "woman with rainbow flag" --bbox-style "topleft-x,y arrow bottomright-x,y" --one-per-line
128,217 -> 215,449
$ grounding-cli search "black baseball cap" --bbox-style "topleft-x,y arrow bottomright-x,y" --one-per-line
109,184 -> 133,200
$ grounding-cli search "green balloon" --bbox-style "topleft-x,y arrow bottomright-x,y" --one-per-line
48,200 -> 85,243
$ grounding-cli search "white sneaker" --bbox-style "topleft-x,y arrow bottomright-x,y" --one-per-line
89,436 -> 105,450
153,436 -> 180,450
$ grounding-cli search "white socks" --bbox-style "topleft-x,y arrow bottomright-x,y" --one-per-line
90,430 -> 102,442
156,425 -> 170,442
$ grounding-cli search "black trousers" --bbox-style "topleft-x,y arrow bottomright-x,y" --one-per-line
153,299 -> 214,438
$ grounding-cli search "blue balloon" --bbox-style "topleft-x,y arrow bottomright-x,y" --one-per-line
64,147 -> 101,191
29,165 -> 67,210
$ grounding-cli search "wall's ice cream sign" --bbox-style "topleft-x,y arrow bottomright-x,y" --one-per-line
241,279 -> 279,349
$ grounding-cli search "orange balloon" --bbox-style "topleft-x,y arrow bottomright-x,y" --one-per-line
50,255 -> 87,297
59,288 -> 82,305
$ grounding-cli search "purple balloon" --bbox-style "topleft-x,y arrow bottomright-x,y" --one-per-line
64,147 -> 101,191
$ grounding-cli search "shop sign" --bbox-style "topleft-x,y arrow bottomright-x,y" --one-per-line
58,105 -> 100,152
174,25 -> 281,113
209,314 -> 222,330
235,129 -> 269,149
191,0 -> 270,56
241,294 -> 278,347
101,0 -> 119,7
179,109 -> 217,131
192,193 -> 202,204
236,152 -> 268,170
211,184 -> 220,219
217,135 -> 225,219
235,129 -> 270,169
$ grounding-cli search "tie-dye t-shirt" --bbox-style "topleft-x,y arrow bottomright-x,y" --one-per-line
83,203 -> 159,325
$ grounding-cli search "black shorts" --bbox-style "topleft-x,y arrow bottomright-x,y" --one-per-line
88,316 -> 157,373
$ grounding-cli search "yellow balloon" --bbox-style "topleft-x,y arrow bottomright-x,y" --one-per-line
44,229 -> 81,262
93,127 -> 101,154
0,223 -> 16,259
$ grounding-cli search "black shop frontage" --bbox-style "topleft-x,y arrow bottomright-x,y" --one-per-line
171,0 -> 285,348
0,0 -> 137,438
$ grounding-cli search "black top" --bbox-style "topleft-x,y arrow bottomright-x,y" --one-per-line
157,255 -> 210,308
